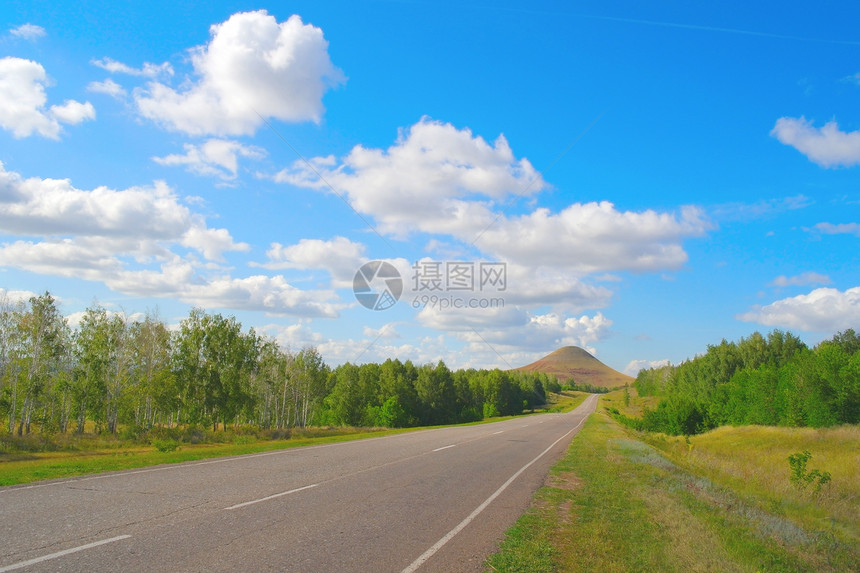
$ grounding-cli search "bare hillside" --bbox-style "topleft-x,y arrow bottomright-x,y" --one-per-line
517,346 -> 633,388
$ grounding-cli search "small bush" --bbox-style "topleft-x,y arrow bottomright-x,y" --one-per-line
151,438 -> 180,453
788,450 -> 831,493
260,428 -> 291,440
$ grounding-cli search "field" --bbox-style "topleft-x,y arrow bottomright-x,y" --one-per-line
486,392 -> 860,572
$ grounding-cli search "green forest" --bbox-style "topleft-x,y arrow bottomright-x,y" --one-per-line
626,329 -> 860,435
0,292 -> 559,437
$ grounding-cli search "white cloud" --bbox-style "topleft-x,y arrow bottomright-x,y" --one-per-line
9,24 -> 46,40
417,305 -> 612,355
276,118 -> 709,274
276,117 -> 544,238
135,11 -> 344,136
87,79 -> 127,98
258,322 -> 451,366
260,236 -> 366,287
153,139 -> 265,180
623,358 -> 670,376
363,323 -> 400,339
0,163 -> 241,249
771,117 -> 860,168
181,225 -> 249,262
737,286 -> 860,332
477,203 -> 708,273
769,272 -> 831,287
0,57 -> 95,139
178,274 -> 340,317
0,243 -> 339,318
0,162 -> 344,318
91,57 -> 173,78
0,288 -> 38,305
712,194 -> 812,222
813,222 -> 860,236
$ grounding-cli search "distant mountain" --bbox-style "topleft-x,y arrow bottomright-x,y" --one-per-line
517,346 -> 634,389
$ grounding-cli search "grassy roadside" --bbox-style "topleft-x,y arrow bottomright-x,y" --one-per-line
0,391 -> 588,487
485,395 -> 860,572
0,428 -> 406,487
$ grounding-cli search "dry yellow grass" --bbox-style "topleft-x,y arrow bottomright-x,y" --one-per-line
646,424 -> 860,546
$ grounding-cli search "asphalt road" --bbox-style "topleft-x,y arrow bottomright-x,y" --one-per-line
0,394 -> 597,573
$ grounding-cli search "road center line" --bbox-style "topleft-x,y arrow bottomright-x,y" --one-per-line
0,535 -> 132,573
432,444 -> 456,452
224,483 -> 319,510
401,396 -> 595,573
492,431 -> 504,435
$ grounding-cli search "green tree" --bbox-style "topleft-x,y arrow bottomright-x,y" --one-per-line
130,311 -> 175,428
13,293 -> 69,435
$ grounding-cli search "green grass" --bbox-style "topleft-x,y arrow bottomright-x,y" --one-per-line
645,425 -> 860,553
0,427 -> 407,486
540,390 -> 588,413
485,395 -> 860,572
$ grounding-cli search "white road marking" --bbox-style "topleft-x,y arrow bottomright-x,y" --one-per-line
0,535 -> 131,572
492,431 -> 504,435
401,396 -> 594,573
432,444 -> 456,452
224,483 -> 319,510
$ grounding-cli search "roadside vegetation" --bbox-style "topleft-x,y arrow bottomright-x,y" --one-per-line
0,390 -> 587,487
0,292 -> 556,439
623,329 -> 860,436
486,391 -> 860,572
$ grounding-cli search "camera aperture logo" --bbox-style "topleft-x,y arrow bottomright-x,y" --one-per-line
353,261 -> 403,311
354,259 -> 507,312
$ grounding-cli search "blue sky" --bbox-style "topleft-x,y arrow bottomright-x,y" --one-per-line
1,1 -> 859,374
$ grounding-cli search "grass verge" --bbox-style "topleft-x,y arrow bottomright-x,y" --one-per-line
0,427 -> 406,487
485,396 -> 860,572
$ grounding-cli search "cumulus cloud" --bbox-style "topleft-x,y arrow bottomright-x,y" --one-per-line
623,358 -> 671,376
87,78 -> 126,98
275,117 -> 544,238
769,272 -> 831,287
417,305 -> 613,355
737,286 -> 860,332
259,236 -> 367,287
276,118 -> 709,274
0,162 -> 343,318
477,203 -> 708,273
0,163 -> 239,249
771,117 -> 860,168
135,11 -> 344,136
9,24 -> 46,40
0,57 -> 95,139
91,57 -> 173,78
153,139 -> 265,180
0,288 -> 38,305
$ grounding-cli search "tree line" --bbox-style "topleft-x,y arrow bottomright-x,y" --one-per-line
625,329 -> 860,435
0,292 -> 556,436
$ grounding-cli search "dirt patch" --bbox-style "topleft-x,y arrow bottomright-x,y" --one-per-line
545,470 -> 583,491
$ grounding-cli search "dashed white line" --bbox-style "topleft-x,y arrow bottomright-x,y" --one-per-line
0,535 -> 131,573
401,397 -> 595,573
432,444 -> 456,452
225,483 -> 319,510
492,431 -> 504,435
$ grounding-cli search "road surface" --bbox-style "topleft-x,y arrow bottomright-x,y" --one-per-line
0,394 -> 597,572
